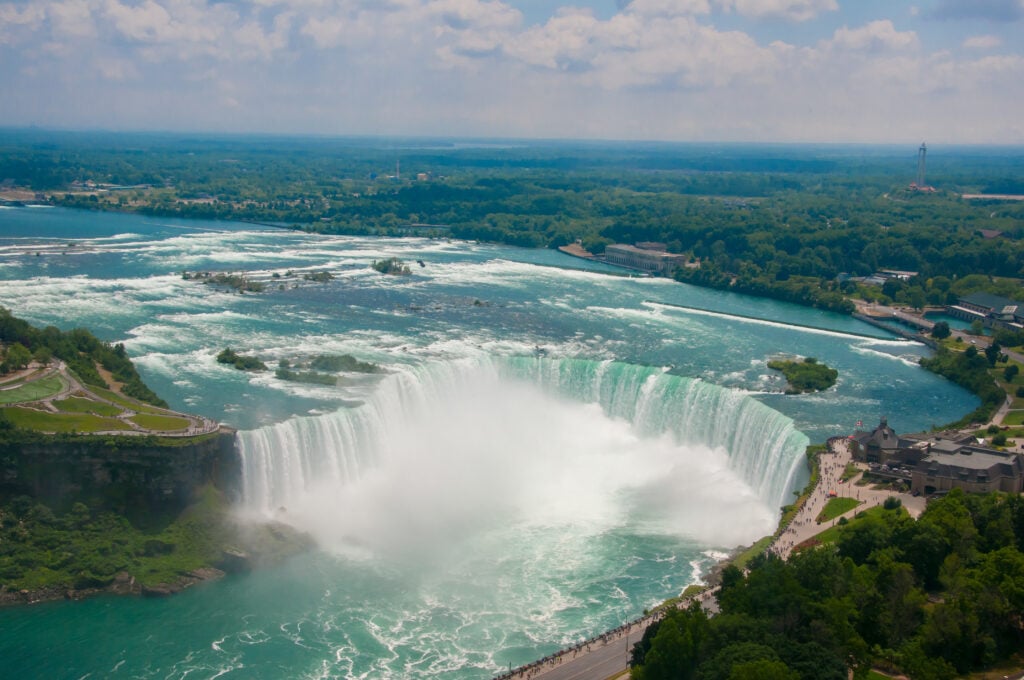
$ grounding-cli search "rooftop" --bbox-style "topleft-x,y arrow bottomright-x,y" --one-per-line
923,447 -> 1018,472
960,291 -> 1019,312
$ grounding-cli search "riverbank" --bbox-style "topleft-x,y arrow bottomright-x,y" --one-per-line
0,488 -> 314,607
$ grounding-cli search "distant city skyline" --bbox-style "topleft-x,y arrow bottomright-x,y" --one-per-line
1,0 -> 1022,143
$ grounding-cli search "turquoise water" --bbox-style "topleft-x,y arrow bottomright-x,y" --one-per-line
0,207 -> 976,678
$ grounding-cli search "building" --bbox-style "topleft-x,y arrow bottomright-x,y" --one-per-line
851,418 -> 1024,495
947,292 -> 1024,331
850,417 -> 915,464
603,244 -> 688,275
879,270 -> 919,281
912,444 -> 1024,495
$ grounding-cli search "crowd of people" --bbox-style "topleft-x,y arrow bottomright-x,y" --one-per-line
493,610 -> 665,679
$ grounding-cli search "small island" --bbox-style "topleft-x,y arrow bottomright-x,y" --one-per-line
216,348 -> 267,371
182,271 -> 265,293
767,356 -> 838,394
370,257 -> 411,276
274,354 -> 383,385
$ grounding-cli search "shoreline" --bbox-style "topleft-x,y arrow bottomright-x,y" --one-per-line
0,567 -> 227,607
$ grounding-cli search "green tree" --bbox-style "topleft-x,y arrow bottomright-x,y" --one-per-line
906,287 -> 926,310
3,342 -> 31,372
633,605 -> 708,680
1004,364 -> 1019,382
931,321 -> 951,339
729,659 -> 798,680
985,341 -> 1002,367
31,345 -> 52,365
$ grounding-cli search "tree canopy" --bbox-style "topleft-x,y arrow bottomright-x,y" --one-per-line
631,491 -> 1024,680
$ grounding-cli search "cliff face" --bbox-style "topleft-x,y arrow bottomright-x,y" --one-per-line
0,428 -> 240,512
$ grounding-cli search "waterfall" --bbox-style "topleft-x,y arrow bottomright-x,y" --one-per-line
238,356 -> 808,524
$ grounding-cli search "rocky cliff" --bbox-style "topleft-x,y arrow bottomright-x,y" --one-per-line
0,428 -> 240,512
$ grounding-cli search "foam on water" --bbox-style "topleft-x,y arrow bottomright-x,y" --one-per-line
645,301 -> 896,341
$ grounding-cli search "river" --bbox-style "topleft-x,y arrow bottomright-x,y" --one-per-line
0,206 -> 975,679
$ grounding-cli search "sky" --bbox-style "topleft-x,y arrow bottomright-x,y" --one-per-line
0,0 -> 1022,143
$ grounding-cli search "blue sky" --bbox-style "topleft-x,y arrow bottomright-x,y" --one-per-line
0,0 -> 1021,142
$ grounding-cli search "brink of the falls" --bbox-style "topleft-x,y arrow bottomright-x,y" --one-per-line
237,356 -> 808,556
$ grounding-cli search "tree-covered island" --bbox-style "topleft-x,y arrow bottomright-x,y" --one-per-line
767,357 -> 838,394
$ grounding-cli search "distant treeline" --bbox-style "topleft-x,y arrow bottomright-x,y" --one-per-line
0,307 -> 166,407
5,130 -> 1024,310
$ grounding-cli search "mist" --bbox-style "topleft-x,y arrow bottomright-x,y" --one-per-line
238,358 -> 792,563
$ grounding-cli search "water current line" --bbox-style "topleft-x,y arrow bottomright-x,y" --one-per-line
644,299 -> 910,341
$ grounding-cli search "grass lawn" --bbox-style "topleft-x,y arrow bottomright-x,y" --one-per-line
732,535 -> 774,570
840,463 -> 860,481
2,406 -> 131,433
53,396 -> 123,417
129,413 -> 190,432
0,375 -> 66,405
817,497 -> 862,523
813,506 -> 905,545
89,385 -> 166,414
1002,410 -> 1024,426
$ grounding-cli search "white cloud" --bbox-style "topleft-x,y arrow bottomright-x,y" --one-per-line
503,6 -> 781,90
94,55 -> 139,80
102,0 -> 225,45
963,34 -> 1002,49
50,0 -> 98,38
715,0 -> 837,22
623,0 -> 712,16
825,20 -> 919,52
0,2 -> 47,44
234,11 -> 293,59
428,0 -> 521,29
0,0 -> 1021,142
301,15 -> 347,48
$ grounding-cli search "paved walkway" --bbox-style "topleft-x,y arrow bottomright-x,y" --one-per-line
770,439 -> 924,559
5,360 -> 219,437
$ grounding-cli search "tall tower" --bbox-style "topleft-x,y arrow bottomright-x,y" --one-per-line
916,142 -> 927,187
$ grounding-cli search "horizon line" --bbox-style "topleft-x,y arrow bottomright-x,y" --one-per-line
4,126 -> 1024,150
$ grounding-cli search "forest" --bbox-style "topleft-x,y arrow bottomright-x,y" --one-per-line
0,306 -> 165,408
2,131 -> 1023,316
631,491 -> 1024,680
